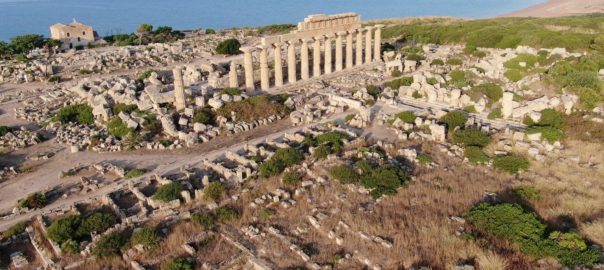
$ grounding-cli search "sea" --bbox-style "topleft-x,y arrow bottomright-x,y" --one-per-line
0,0 -> 546,41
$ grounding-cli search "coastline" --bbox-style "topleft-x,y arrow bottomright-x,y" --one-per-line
502,0 -> 604,17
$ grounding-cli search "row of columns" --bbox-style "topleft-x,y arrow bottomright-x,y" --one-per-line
239,25 -> 384,91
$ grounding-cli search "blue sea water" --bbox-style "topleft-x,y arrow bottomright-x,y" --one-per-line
0,0 -> 545,41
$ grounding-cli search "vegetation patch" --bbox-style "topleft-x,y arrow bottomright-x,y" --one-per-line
215,38 -> 241,55
124,168 -> 147,179
470,83 -> 503,103
108,118 -> 134,140
440,110 -> 468,131
16,192 -> 46,209
282,171 -> 302,185
131,227 -> 159,249
203,182 -> 225,201
217,95 -> 288,122
1,221 -> 28,240
92,232 -> 127,258
464,146 -> 490,164
54,104 -> 94,125
493,155 -> 529,174
452,128 -> 491,148
162,258 -> 195,270
152,182 -> 183,202
47,212 -> 117,253
329,159 -> 408,199
258,147 -> 304,177
384,76 -> 413,89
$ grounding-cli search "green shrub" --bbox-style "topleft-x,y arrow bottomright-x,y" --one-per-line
282,171 -> 302,185
92,232 -> 127,258
505,54 -> 539,70
406,53 -> 423,61
0,126 -> 12,136
17,192 -> 46,209
328,165 -> 359,184
463,105 -> 477,113
384,76 -> 413,89
440,111 -> 468,130
203,182 -> 225,201
1,221 -> 27,239
191,213 -> 215,230
312,145 -> 331,160
366,84 -> 382,98
258,208 -> 275,219
470,83 -> 503,102
215,206 -> 239,222
514,186 -> 541,201
257,24 -> 296,34
112,103 -> 138,115
152,182 -> 183,202
431,59 -> 444,66
537,109 -> 563,128
47,216 -> 81,243
452,129 -> 491,148
329,162 -> 408,199
505,69 -> 523,82
54,104 -> 94,125
76,212 -> 116,236
576,87 -> 602,109
107,118 -> 134,139
344,114 -> 355,122
205,29 -> 216,34
48,75 -> 61,83
446,58 -> 463,66
487,108 -> 502,120
390,69 -> 402,77
426,77 -> 438,85
216,95 -> 288,122
527,126 -> 564,143
449,70 -> 469,87
417,154 -> 433,165
220,88 -> 242,96
215,38 -> 241,55
493,155 -> 529,174
124,168 -> 147,179
192,109 -> 215,125
393,111 -> 416,124
412,90 -> 422,99
258,147 -> 304,177
162,258 -> 194,270
47,212 -> 118,244
464,146 -> 490,164
131,227 -> 159,249
137,70 -> 153,81
61,239 -> 79,254
466,203 -> 600,266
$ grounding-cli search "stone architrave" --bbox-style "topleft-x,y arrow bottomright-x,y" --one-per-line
287,40 -> 298,83
346,31 -> 354,69
240,46 -> 255,91
258,45 -> 269,90
365,26 -> 374,63
324,34 -> 334,74
173,67 -> 186,110
273,43 -> 283,87
300,39 -> 310,80
313,37 -> 323,77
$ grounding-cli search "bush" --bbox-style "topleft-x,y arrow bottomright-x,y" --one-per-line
112,103 -> 138,115
0,125 -> 12,136
15,54 -> 28,62
446,58 -> 463,66
417,153 -> 433,164
77,212 -> 116,236
412,90 -> 422,99
527,126 -> 564,143
17,192 -> 46,209
205,29 -> 216,34
493,155 -> 529,174
124,168 -> 147,179
449,70 -> 469,87
431,59 -> 444,66
47,216 -> 82,243
505,54 -> 539,70
514,185 -> 541,201
257,24 -> 296,34
48,75 -> 61,83
47,212 -> 117,245
406,53 -> 423,61
280,169 -> 302,184
366,84 -> 382,98
258,208 -> 275,219
203,182 -> 225,201
466,203 -> 600,266
191,213 -> 215,230
152,182 -> 183,202
464,105 -> 477,113
393,111 -> 416,124
192,109 -> 215,125
464,146 -> 490,164
538,109 -> 563,128
215,38 -> 241,55
312,145 -> 331,160
162,258 -> 194,270
107,118 -> 134,139
1,222 -> 27,240
440,111 -> 468,130
390,69 -> 402,77
487,108 -> 502,120
328,165 -> 359,184
258,147 -> 304,177
426,77 -> 438,85
470,83 -> 503,102
216,206 -> 239,222
54,104 -> 94,125
330,161 -> 408,199
92,232 -> 127,258
505,69 -> 523,82
216,95 -> 288,122
131,227 -> 159,249
452,129 -> 491,148
384,76 -> 413,89
220,87 -> 242,96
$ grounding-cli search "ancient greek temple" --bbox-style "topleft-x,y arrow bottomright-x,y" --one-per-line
231,13 -> 384,91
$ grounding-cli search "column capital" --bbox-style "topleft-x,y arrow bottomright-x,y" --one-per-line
336,31 -> 347,37
257,44 -> 269,51
365,26 -> 375,31
287,39 -> 298,45
239,46 -> 256,53
357,28 -> 367,33
324,33 -> 335,39
300,38 -> 311,44
374,24 -> 385,29
272,42 -> 283,48
313,36 -> 324,42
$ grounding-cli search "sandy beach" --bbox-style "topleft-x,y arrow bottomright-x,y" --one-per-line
504,0 -> 604,17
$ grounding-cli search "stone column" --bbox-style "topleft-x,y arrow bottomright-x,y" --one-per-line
173,67 -> 186,111
324,34 -> 334,74
300,39 -> 310,81
273,43 -> 283,87
240,46 -> 255,91
313,37 -> 322,77
335,31 -> 345,72
502,92 -> 514,119
365,26 -> 374,63
356,29 -> 365,66
228,62 -> 238,88
346,31 -> 353,69
258,45 -> 269,90
287,40 -> 297,83
374,25 -> 384,62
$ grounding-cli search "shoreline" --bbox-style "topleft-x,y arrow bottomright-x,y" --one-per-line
502,0 -> 604,17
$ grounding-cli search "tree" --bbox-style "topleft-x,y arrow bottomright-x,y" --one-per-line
137,23 -> 153,45
452,129 -> 492,148
47,216 -> 82,243
0,41 -> 10,58
92,232 -> 127,258
152,182 -> 183,202
440,110 -> 468,131
9,34 -> 45,54
215,38 -> 241,55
